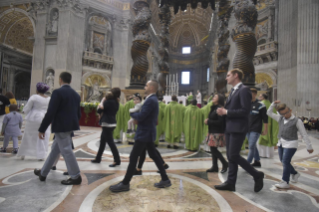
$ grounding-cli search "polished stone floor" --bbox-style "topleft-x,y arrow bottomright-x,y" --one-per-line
1,126 -> 319,212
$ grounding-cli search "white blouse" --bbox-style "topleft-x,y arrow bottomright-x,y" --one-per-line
23,94 -> 50,123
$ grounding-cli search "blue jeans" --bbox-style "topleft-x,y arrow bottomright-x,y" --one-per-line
278,146 -> 297,183
246,132 -> 261,163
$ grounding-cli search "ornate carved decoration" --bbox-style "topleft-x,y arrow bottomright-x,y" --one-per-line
215,0 -> 233,93
231,0 -> 258,87
157,4 -> 171,95
159,0 -> 216,14
129,1 -> 152,88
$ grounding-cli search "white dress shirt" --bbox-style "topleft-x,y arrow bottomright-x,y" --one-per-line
267,102 -> 313,150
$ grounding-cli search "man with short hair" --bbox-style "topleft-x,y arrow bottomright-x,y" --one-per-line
267,101 -> 313,188
216,68 -> 264,192
34,72 -> 82,185
246,88 -> 268,167
109,80 -> 171,192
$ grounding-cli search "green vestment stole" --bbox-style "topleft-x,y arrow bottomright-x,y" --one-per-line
184,105 -> 204,151
164,101 -> 184,144
113,103 -> 124,139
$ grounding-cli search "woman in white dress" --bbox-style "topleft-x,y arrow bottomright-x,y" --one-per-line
17,82 -> 51,160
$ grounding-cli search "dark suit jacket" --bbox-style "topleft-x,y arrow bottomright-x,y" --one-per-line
224,84 -> 252,134
39,85 -> 81,133
131,94 -> 158,142
97,99 -> 119,125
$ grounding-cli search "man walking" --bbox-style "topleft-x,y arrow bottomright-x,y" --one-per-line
246,88 -> 268,167
34,72 -> 82,185
110,80 -> 171,192
215,69 -> 264,192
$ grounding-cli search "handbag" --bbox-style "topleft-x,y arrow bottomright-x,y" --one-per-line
206,133 -> 225,147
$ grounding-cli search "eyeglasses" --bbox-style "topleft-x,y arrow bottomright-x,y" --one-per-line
280,109 -> 291,116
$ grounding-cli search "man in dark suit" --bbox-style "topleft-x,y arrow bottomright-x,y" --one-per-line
215,69 -> 264,192
109,80 -> 171,192
34,72 -> 82,185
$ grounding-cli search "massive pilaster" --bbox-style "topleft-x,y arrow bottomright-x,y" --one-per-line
277,0 -> 319,116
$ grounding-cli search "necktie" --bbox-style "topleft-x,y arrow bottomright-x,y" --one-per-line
227,88 -> 234,102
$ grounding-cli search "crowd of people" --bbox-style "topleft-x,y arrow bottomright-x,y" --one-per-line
0,69 -> 315,193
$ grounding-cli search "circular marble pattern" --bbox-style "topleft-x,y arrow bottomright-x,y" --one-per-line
92,175 -> 221,212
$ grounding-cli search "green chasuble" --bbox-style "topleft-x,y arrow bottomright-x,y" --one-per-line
200,101 -> 213,137
164,101 -> 184,144
113,103 -> 124,140
123,100 -> 135,132
155,102 -> 166,145
259,100 -> 279,147
187,95 -> 193,104
184,105 -> 204,151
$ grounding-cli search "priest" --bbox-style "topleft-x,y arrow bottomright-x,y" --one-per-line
155,97 -> 166,145
184,100 -> 204,151
257,93 -> 278,158
164,95 -> 184,149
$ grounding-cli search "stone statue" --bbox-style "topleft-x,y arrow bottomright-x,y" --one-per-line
47,11 -> 59,35
256,80 -> 269,91
86,78 -> 103,102
46,72 -> 54,94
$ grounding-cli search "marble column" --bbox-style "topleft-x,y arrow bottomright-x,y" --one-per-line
277,0 -> 319,117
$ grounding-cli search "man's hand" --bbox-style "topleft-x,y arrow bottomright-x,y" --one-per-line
39,132 -> 45,140
217,108 -> 227,116
204,118 -> 208,125
261,130 -> 268,135
308,149 -> 314,154
1,132 -> 4,136
274,100 -> 281,104
133,120 -> 138,125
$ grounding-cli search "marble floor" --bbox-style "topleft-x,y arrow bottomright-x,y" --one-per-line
1,126 -> 319,212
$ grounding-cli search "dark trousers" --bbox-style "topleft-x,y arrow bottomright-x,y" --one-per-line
137,147 -> 165,169
123,141 -> 169,185
96,127 -> 120,163
210,147 -> 227,168
278,145 -> 297,183
225,133 -> 260,185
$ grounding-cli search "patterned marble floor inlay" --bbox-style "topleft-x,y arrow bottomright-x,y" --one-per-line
93,175 -> 220,212
84,173 -> 114,185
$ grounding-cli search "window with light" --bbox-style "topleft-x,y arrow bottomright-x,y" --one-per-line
207,68 -> 210,82
182,47 -> 191,54
181,71 -> 190,85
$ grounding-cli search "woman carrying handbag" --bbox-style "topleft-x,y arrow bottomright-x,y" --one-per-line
204,93 -> 228,173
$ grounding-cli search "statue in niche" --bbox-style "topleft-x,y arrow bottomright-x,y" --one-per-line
46,72 -> 54,93
47,11 -> 59,35
256,80 -> 269,91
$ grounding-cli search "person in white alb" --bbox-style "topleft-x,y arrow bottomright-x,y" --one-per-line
196,90 -> 202,108
267,100 -> 314,189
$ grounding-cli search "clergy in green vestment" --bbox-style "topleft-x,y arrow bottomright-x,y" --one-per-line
113,103 -> 124,141
164,95 -> 184,149
200,100 -> 214,138
184,100 -> 204,151
187,92 -> 193,105
155,99 -> 166,145
258,93 -> 279,158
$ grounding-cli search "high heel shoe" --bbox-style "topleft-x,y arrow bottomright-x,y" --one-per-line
220,164 -> 228,173
206,167 -> 219,172
109,162 -> 121,167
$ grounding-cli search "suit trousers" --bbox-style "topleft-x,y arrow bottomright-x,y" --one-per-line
96,127 -> 120,163
137,147 -> 165,169
123,141 -> 169,185
41,132 -> 80,179
225,133 -> 260,185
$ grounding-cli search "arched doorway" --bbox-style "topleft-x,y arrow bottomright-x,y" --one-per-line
14,72 -> 31,100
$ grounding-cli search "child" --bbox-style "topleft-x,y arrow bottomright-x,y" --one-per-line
0,105 -> 23,154
127,93 -> 142,133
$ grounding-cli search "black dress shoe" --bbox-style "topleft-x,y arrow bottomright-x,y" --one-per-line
109,162 -> 121,167
61,175 -> 82,185
34,169 -> 46,181
173,145 -> 179,149
154,179 -> 172,188
51,166 -> 56,170
133,169 -> 142,175
109,182 -> 130,192
214,182 -> 235,191
63,172 -> 69,175
91,159 -> 101,163
251,161 -> 261,168
254,172 -> 264,192
167,145 -> 171,148
220,164 -> 228,173
206,167 -> 219,172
